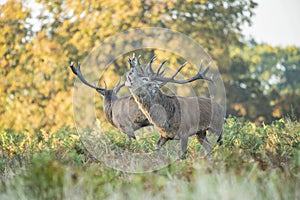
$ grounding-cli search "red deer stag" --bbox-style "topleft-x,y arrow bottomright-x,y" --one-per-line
125,56 -> 224,158
70,61 -> 151,139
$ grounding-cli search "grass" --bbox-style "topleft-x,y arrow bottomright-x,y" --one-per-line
0,117 -> 299,199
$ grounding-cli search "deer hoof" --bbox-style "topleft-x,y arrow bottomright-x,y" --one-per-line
179,152 -> 187,160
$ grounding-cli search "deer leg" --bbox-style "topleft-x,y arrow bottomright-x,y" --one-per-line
156,136 -> 169,150
122,126 -> 136,140
180,137 -> 188,159
217,131 -> 223,146
126,134 -> 136,140
196,130 -> 206,145
120,127 -> 136,150
156,136 -> 169,159
207,127 -> 223,146
196,130 -> 212,155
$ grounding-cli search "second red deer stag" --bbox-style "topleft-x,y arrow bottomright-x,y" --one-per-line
70,62 -> 151,139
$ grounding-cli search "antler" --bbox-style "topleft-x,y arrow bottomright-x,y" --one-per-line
150,60 -> 214,84
70,62 -> 106,95
113,79 -> 125,94
145,55 -> 157,75
128,54 -> 214,85
128,53 -> 136,69
128,54 -> 147,75
156,58 -> 168,76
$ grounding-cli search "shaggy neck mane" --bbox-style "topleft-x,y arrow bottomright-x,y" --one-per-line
131,88 -> 180,138
103,98 -> 114,126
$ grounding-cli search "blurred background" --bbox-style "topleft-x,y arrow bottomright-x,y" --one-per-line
1,0 -> 299,133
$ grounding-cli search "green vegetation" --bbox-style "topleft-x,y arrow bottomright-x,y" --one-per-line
1,117 -> 299,199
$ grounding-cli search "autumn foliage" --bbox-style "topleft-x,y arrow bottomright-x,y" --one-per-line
1,0 -> 299,133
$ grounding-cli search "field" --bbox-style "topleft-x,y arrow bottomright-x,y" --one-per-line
0,117 -> 299,200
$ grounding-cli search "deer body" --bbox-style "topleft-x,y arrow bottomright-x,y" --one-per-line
125,56 -> 224,158
109,95 -> 150,138
70,62 -> 150,139
131,83 -> 223,156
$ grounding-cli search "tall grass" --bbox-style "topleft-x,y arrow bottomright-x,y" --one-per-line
0,117 -> 299,199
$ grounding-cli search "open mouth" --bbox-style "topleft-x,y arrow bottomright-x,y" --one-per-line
125,75 -> 132,86
127,76 -> 132,82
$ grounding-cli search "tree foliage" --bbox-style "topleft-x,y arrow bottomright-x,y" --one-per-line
228,43 -> 300,122
1,0 -> 299,132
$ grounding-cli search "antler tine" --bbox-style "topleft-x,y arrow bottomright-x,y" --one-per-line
115,79 -> 120,87
128,53 -> 137,69
156,58 -> 168,76
70,61 -> 78,75
198,60 -> 214,79
128,54 -> 145,75
114,79 -> 125,93
128,57 -> 135,69
116,83 -> 125,93
137,55 -> 142,66
195,61 -> 213,82
150,55 -> 157,74
104,80 -> 107,90
170,61 -> 187,79
128,57 -> 132,67
151,60 -> 214,84
69,61 -> 106,94
136,55 -> 145,74
158,69 -> 166,76
145,55 -> 157,75
200,60 -> 210,75
154,61 -> 186,87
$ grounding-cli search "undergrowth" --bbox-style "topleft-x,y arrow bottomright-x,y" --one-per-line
0,117 -> 299,199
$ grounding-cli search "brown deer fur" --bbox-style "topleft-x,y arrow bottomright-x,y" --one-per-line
70,62 -> 150,139
125,57 -> 224,158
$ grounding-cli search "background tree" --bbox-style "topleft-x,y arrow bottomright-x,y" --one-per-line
228,43 -> 300,122
2,0 -> 299,132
